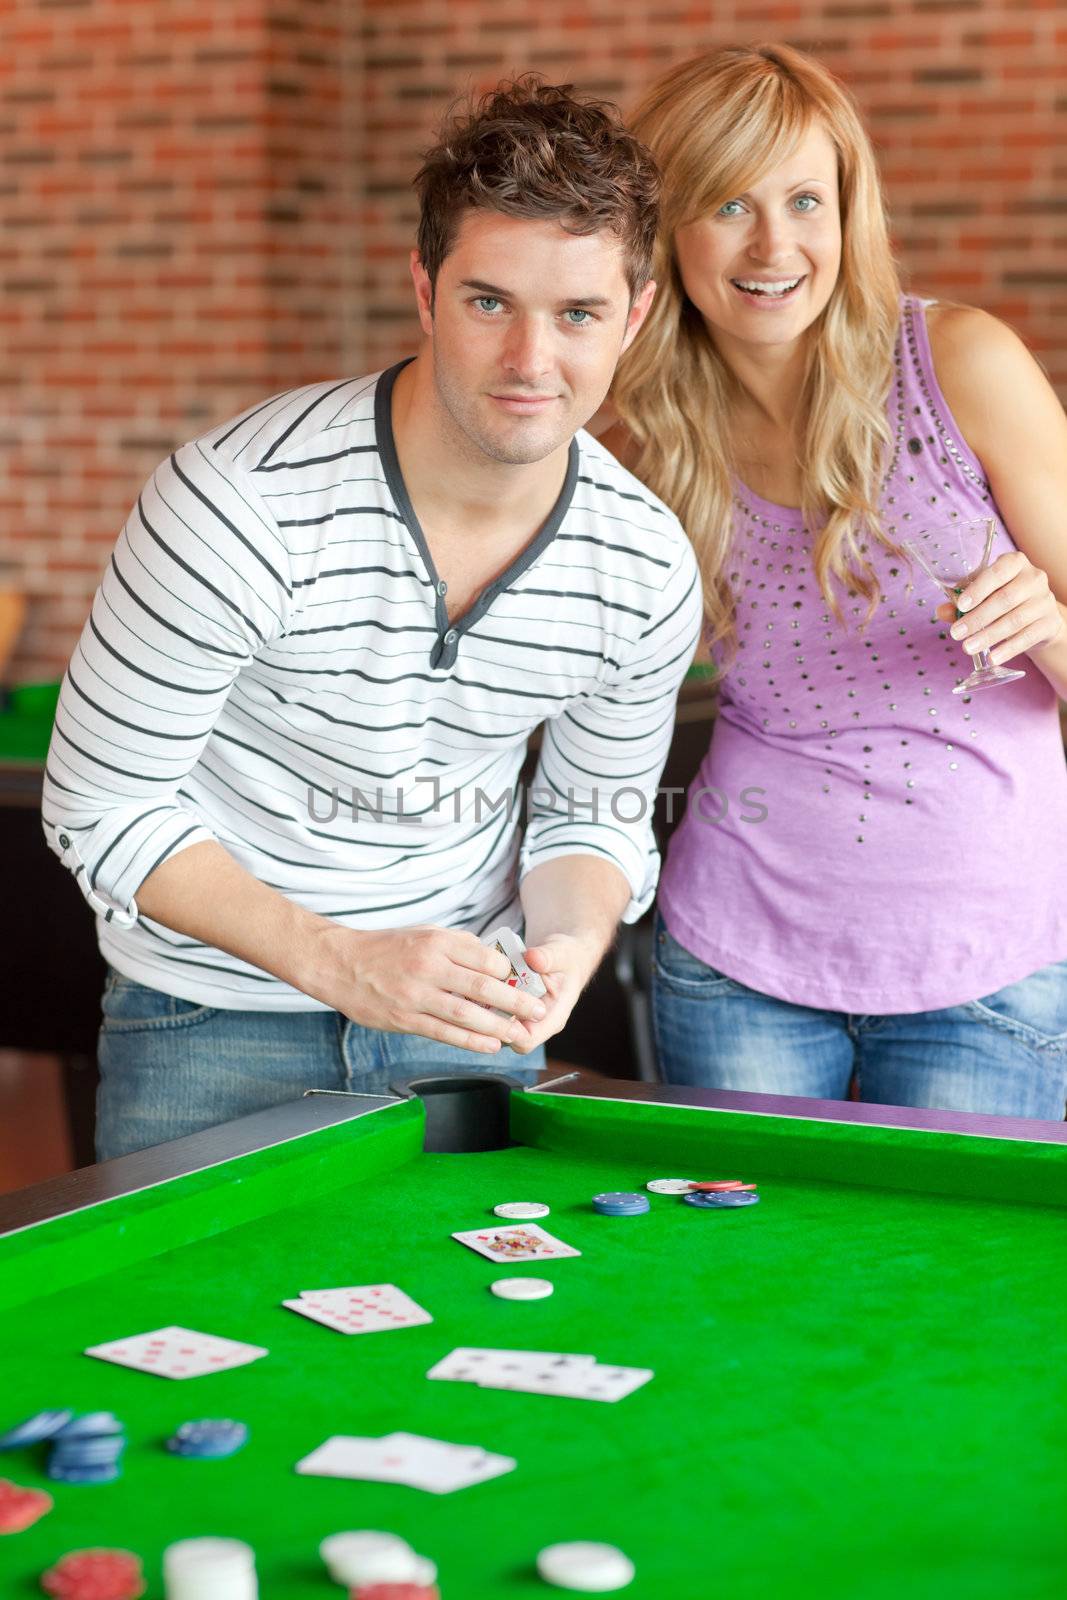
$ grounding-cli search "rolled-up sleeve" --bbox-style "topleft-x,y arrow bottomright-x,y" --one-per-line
519,535 -> 702,923
42,440 -> 291,925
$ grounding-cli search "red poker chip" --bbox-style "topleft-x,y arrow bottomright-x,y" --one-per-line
689,1180 -> 757,1192
0,1477 -> 53,1534
41,1548 -> 145,1600
351,1585 -> 440,1600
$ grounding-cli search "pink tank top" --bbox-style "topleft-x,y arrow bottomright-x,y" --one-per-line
658,296 -> 1067,1012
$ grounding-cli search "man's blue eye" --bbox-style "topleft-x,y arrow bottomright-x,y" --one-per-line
565,310 -> 591,325
476,297 -> 501,313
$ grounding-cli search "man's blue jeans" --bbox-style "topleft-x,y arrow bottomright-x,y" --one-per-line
651,912 -> 1067,1119
96,969 -> 545,1161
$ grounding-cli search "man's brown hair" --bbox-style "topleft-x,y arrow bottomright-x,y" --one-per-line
414,75 -> 661,299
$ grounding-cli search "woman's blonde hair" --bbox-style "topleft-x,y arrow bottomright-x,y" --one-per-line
613,43 -> 901,664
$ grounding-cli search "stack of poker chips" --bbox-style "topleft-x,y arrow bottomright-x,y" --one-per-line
166,1418 -> 249,1460
591,1191 -> 650,1217
682,1179 -> 760,1210
320,1531 -> 439,1597
163,1536 -> 257,1600
46,1410 -> 126,1485
645,1177 -> 761,1209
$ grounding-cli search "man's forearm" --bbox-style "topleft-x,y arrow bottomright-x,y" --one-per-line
519,855 -> 632,979
136,839 -> 341,1002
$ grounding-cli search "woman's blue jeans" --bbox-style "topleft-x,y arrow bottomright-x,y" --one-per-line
651,912 -> 1067,1119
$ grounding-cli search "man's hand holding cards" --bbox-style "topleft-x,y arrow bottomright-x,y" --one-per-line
481,926 -> 602,1055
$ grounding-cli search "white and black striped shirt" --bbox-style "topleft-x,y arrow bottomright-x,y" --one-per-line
42,363 -> 702,1007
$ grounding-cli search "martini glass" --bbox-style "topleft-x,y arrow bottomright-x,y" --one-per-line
902,517 -> 1026,693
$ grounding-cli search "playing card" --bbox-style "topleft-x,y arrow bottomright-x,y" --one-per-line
295,1434 -> 404,1481
84,1325 -> 268,1380
494,1361 -> 655,1402
376,1432 -> 517,1493
295,1432 -> 516,1494
284,1284 -> 432,1335
451,1222 -> 580,1264
427,1347 -> 595,1384
483,926 -> 547,999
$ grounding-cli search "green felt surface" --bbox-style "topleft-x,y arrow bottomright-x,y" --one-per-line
2,1094 -> 1065,1599
0,681 -> 59,764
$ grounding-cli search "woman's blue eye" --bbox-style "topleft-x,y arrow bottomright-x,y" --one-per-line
793,194 -> 819,212
718,200 -> 744,217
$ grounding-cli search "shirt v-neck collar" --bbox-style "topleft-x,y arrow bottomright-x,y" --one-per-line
375,358 -> 580,671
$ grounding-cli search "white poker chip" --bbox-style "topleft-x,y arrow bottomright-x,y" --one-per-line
163,1538 -> 256,1600
646,1178 -> 697,1194
536,1540 -> 635,1592
319,1530 -> 419,1585
494,1201 -> 550,1219
490,1277 -> 555,1301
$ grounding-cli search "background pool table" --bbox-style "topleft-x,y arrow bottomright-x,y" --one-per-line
2,1077 -> 1065,1599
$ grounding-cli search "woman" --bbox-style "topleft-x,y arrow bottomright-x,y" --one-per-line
607,44 -> 1067,1116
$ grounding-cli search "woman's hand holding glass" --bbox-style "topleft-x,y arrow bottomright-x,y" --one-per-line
937,549 -> 1066,668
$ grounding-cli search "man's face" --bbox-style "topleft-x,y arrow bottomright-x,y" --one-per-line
412,210 -> 655,466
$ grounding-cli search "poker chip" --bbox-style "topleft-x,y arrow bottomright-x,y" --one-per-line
490,1277 -> 554,1301
351,1585 -> 439,1600
645,1178 -> 697,1194
320,1531 -> 423,1587
536,1540 -> 635,1592
591,1192 -> 649,1216
0,1477 -> 53,1534
46,1414 -> 126,1485
493,1202 -> 550,1220
166,1418 -> 249,1459
46,1461 -> 122,1485
52,1412 -> 122,1440
0,1410 -> 74,1450
162,1536 -> 256,1600
683,1189 -> 761,1209
40,1547 -> 145,1600
687,1180 -> 756,1193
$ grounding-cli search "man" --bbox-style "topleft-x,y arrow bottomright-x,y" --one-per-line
42,79 -> 702,1158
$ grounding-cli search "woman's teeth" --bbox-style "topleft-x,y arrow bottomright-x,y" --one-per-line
732,277 -> 803,297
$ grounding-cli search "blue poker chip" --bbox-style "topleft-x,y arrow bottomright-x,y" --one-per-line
53,1411 -> 123,1439
683,1189 -> 761,1209
166,1419 -> 249,1459
592,1191 -> 650,1215
50,1438 -> 125,1465
46,1460 -> 121,1484
0,1409 -> 74,1450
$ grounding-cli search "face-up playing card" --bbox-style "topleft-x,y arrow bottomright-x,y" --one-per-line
494,1361 -> 655,1402
427,1347 -> 595,1385
84,1325 -> 268,1380
451,1223 -> 580,1264
377,1432 -> 517,1493
426,1347 -> 653,1402
295,1432 -> 516,1494
295,1434 -> 399,1481
482,926 -> 547,1000
284,1284 -> 432,1336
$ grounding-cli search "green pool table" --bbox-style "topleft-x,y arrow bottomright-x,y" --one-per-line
2,1075 -> 1065,1599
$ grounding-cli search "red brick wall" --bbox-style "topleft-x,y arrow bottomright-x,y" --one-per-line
3,0 -> 1064,682
1,0 -> 360,680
